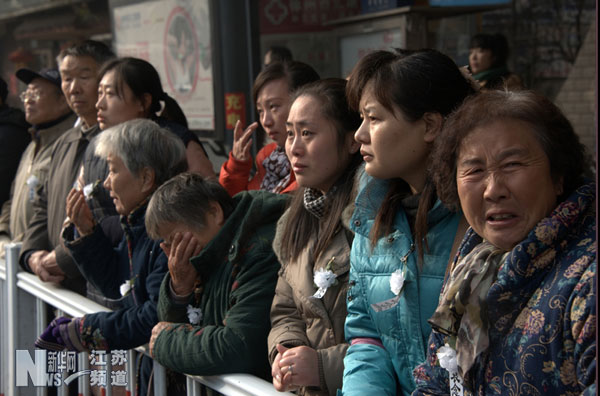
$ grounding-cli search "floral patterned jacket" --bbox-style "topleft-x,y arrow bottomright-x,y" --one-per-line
412,181 -> 596,396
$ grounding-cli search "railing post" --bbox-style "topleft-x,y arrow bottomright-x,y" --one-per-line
1,252 -> 7,396
105,352 -> 112,396
153,360 -> 167,395
127,350 -> 136,395
35,299 -> 48,396
186,376 -> 196,396
6,242 -> 21,396
79,352 -> 90,396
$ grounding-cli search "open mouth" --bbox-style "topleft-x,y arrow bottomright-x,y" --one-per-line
488,214 -> 515,221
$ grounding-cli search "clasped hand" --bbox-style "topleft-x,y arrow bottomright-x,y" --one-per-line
272,344 -> 320,392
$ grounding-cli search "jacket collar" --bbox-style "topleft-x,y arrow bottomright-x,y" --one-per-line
62,122 -> 101,143
32,113 -> 77,148
353,168 -> 452,233
190,191 -> 288,276
120,197 -> 150,230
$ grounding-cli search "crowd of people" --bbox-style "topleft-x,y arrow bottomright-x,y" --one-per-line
0,34 -> 595,396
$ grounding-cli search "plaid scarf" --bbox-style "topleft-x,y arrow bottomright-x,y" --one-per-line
303,188 -> 331,219
260,146 -> 291,193
428,240 -> 508,378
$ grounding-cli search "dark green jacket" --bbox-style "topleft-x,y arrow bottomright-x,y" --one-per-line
153,190 -> 288,378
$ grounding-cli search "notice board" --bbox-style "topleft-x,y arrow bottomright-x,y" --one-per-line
112,0 -> 215,132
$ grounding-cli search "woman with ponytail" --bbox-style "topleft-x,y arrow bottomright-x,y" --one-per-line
95,57 -> 215,178
341,49 -> 476,396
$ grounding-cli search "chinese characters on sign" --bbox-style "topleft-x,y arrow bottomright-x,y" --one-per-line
16,349 -> 129,388
225,93 -> 246,130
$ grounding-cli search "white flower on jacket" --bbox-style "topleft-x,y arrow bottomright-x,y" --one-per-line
26,175 -> 39,188
436,343 -> 458,372
187,305 -> 203,325
312,268 -> 337,299
83,183 -> 94,198
120,279 -> 134,297
389,269 -> 405,296
314,268 -> 337,289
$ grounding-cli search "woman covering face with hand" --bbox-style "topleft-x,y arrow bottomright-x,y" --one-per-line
412,90 -> 595,396
268,78 -> 361,396
341,49 -> 476,396
219,61 -> 319,196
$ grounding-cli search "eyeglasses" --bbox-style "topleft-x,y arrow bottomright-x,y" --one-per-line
19,90 -> 41,102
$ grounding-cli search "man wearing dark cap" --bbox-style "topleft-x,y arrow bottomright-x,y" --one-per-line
0,67 -> 75,252
19,41 -> 116,295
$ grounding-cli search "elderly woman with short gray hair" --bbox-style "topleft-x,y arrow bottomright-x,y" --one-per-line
35,118 -> 187,395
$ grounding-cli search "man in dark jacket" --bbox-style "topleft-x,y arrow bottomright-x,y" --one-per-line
19,40 -> 115,295
0,77 -> 30,209
145,172 -> 287,380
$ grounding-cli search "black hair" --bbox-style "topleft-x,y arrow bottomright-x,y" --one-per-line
266,46 -> 293,65
56,40 -> 115,67
252,60 -> 319,105
346,48 -> 477,258
470,33 -> 510,67
97,57 -> 188,128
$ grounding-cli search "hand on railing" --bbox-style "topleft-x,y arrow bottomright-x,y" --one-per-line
272,344 -> 320,392
29,249 -> 65,283
36,316 -> 86,352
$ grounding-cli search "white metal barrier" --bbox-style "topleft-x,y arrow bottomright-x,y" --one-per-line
1,243 -> 292,396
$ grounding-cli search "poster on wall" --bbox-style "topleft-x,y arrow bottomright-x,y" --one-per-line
113,0 -> 214,131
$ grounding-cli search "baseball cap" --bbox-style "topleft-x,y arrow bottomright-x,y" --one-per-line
16,68 -> 61,87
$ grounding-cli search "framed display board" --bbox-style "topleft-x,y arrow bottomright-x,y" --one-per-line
109,0 -> 222,139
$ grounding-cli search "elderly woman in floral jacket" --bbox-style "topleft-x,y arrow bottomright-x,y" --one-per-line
412,90 -> 596,396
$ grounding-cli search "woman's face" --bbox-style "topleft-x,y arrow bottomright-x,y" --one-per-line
456,119 -> 562,251
96,70 -> 146,130
469,47 -> 495,75
286,95 -> 358,193
355,83 -> 431,193
103,154 -> 151,215
256,78 -> 291,147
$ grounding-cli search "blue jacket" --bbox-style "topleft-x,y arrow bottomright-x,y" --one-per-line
63,202 -> 167,350
342,172 -> 460,396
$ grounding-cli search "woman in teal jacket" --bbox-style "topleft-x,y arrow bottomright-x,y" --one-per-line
341,49 -> 476,396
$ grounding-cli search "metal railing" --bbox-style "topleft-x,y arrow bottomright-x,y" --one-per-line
1,243 -> 292,396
